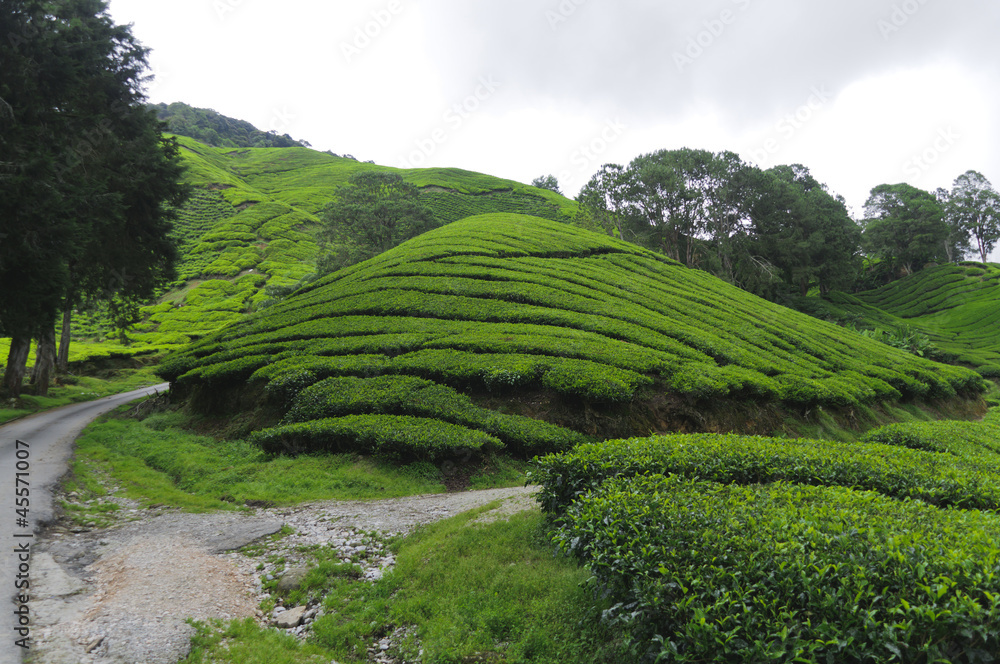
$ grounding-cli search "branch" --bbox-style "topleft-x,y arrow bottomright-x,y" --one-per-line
0,95 -> 13,122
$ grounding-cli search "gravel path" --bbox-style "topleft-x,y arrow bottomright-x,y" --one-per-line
31,486 -> 539,664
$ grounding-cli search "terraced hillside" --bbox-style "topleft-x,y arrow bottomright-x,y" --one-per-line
797,262 -> 1000,373
159,214 -> 985,455
78,136 -> 578,351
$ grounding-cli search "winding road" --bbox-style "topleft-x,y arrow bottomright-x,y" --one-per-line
0,384 -> 168,664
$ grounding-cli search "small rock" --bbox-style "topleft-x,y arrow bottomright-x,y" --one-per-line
275,605 -> 307,629
276,565 -> 310,593
84,636 -> 104,653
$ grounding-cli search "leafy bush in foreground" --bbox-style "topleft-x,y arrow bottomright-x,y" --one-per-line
531,433 -> 1000,514
553,474 -> 1000,663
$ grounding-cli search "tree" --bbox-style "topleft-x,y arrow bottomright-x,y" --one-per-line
531,174 -> 562,195
318,171 -> 435,273
947,170 -> 1000,263
862,184 -> 948,278
576,164 -> 635,241
0,0 -> 186,397
751,165 -> 862,297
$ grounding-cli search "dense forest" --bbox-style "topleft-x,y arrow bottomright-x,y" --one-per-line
151,101 -> 312,149
574,149 -> 1000,302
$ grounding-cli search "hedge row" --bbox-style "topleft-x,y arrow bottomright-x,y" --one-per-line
553,474 -> 1000,663
531,432 -> 1000,514
860,410 -> 1000,461
279,375 -> 587,456
242,348 -> 651,403
247,414 -> 499,461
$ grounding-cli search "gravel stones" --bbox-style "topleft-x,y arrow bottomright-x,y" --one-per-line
32,486 -> 539,663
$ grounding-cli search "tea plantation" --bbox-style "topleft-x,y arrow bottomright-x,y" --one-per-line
798,262 -> 1000,373
159,214 -> 985,461
56,136 -> 578,357
533,409 -> 1000,662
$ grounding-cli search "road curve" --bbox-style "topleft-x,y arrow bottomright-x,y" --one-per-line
0,383 -> 169,663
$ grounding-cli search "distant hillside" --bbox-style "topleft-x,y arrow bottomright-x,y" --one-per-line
794,262 -> 1000,374
151,102 -> 311,149
111,136 -> 579,349
159,214 -> 985,450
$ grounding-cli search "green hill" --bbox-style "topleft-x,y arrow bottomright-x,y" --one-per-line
159,214 -> 985,454
151,101 -> 312,149
92,136 -> 578,350
795,262 -> 1000,373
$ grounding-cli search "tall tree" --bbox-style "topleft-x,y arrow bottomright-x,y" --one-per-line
947,170 -> 1000,263
317,171 -> 435,273
576,163 -> 635,241
751,165 -> 862,297
0,0 -> 186,396
530,174 -> 562,195
862,183 -> 948,278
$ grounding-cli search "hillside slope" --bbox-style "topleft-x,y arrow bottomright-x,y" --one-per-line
160,214 -> 985,453
121,136 -> 578,347
795,262 -> 1000,373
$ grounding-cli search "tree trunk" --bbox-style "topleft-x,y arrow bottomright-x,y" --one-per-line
31,325 -> 57,397
57,303 -> 72,371
3,336 -> 31,399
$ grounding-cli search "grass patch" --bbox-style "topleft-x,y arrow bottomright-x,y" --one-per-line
72,414 -> 453,511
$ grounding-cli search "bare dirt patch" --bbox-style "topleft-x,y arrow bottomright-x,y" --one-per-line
32,486 -> 538,664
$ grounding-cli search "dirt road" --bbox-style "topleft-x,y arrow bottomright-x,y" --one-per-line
0,384 -> 168,664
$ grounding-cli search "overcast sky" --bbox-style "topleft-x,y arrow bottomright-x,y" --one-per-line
108,0 -> 999,224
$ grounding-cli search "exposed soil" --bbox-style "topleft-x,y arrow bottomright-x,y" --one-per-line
31,485 -> 539,664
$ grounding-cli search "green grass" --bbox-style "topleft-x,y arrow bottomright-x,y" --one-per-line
183,508 -> 629,664
70,412 -> 456,510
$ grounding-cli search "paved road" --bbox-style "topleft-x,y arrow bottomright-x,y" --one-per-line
0,384 -> 169,664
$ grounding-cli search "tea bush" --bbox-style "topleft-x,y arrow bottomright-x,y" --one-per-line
553,473 -> 1000,663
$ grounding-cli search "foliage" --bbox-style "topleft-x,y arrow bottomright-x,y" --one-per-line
862,183 -> 949,277
531,173 -> 562,194
947,170 -> 1000,263
551,473 -> 1000,663
0,0 -> 187,395
152,101 -> 310,149
317,170 -> 435,273
531,431 -> 1000,515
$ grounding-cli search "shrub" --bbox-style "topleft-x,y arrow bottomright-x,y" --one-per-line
248,414 -> 500,461
531,433 -> 1000,515
553,474 -> 1000,663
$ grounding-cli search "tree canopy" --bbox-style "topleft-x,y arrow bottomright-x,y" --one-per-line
0,0 -> 187,396
317,171 -> 435,274
862,183 -> 949,277
947,170 -> 1000,264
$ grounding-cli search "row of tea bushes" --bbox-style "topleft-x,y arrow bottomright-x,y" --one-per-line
531,432 -> 1000,514
551,473 -> 1000,663
534,418 -> 1000,662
